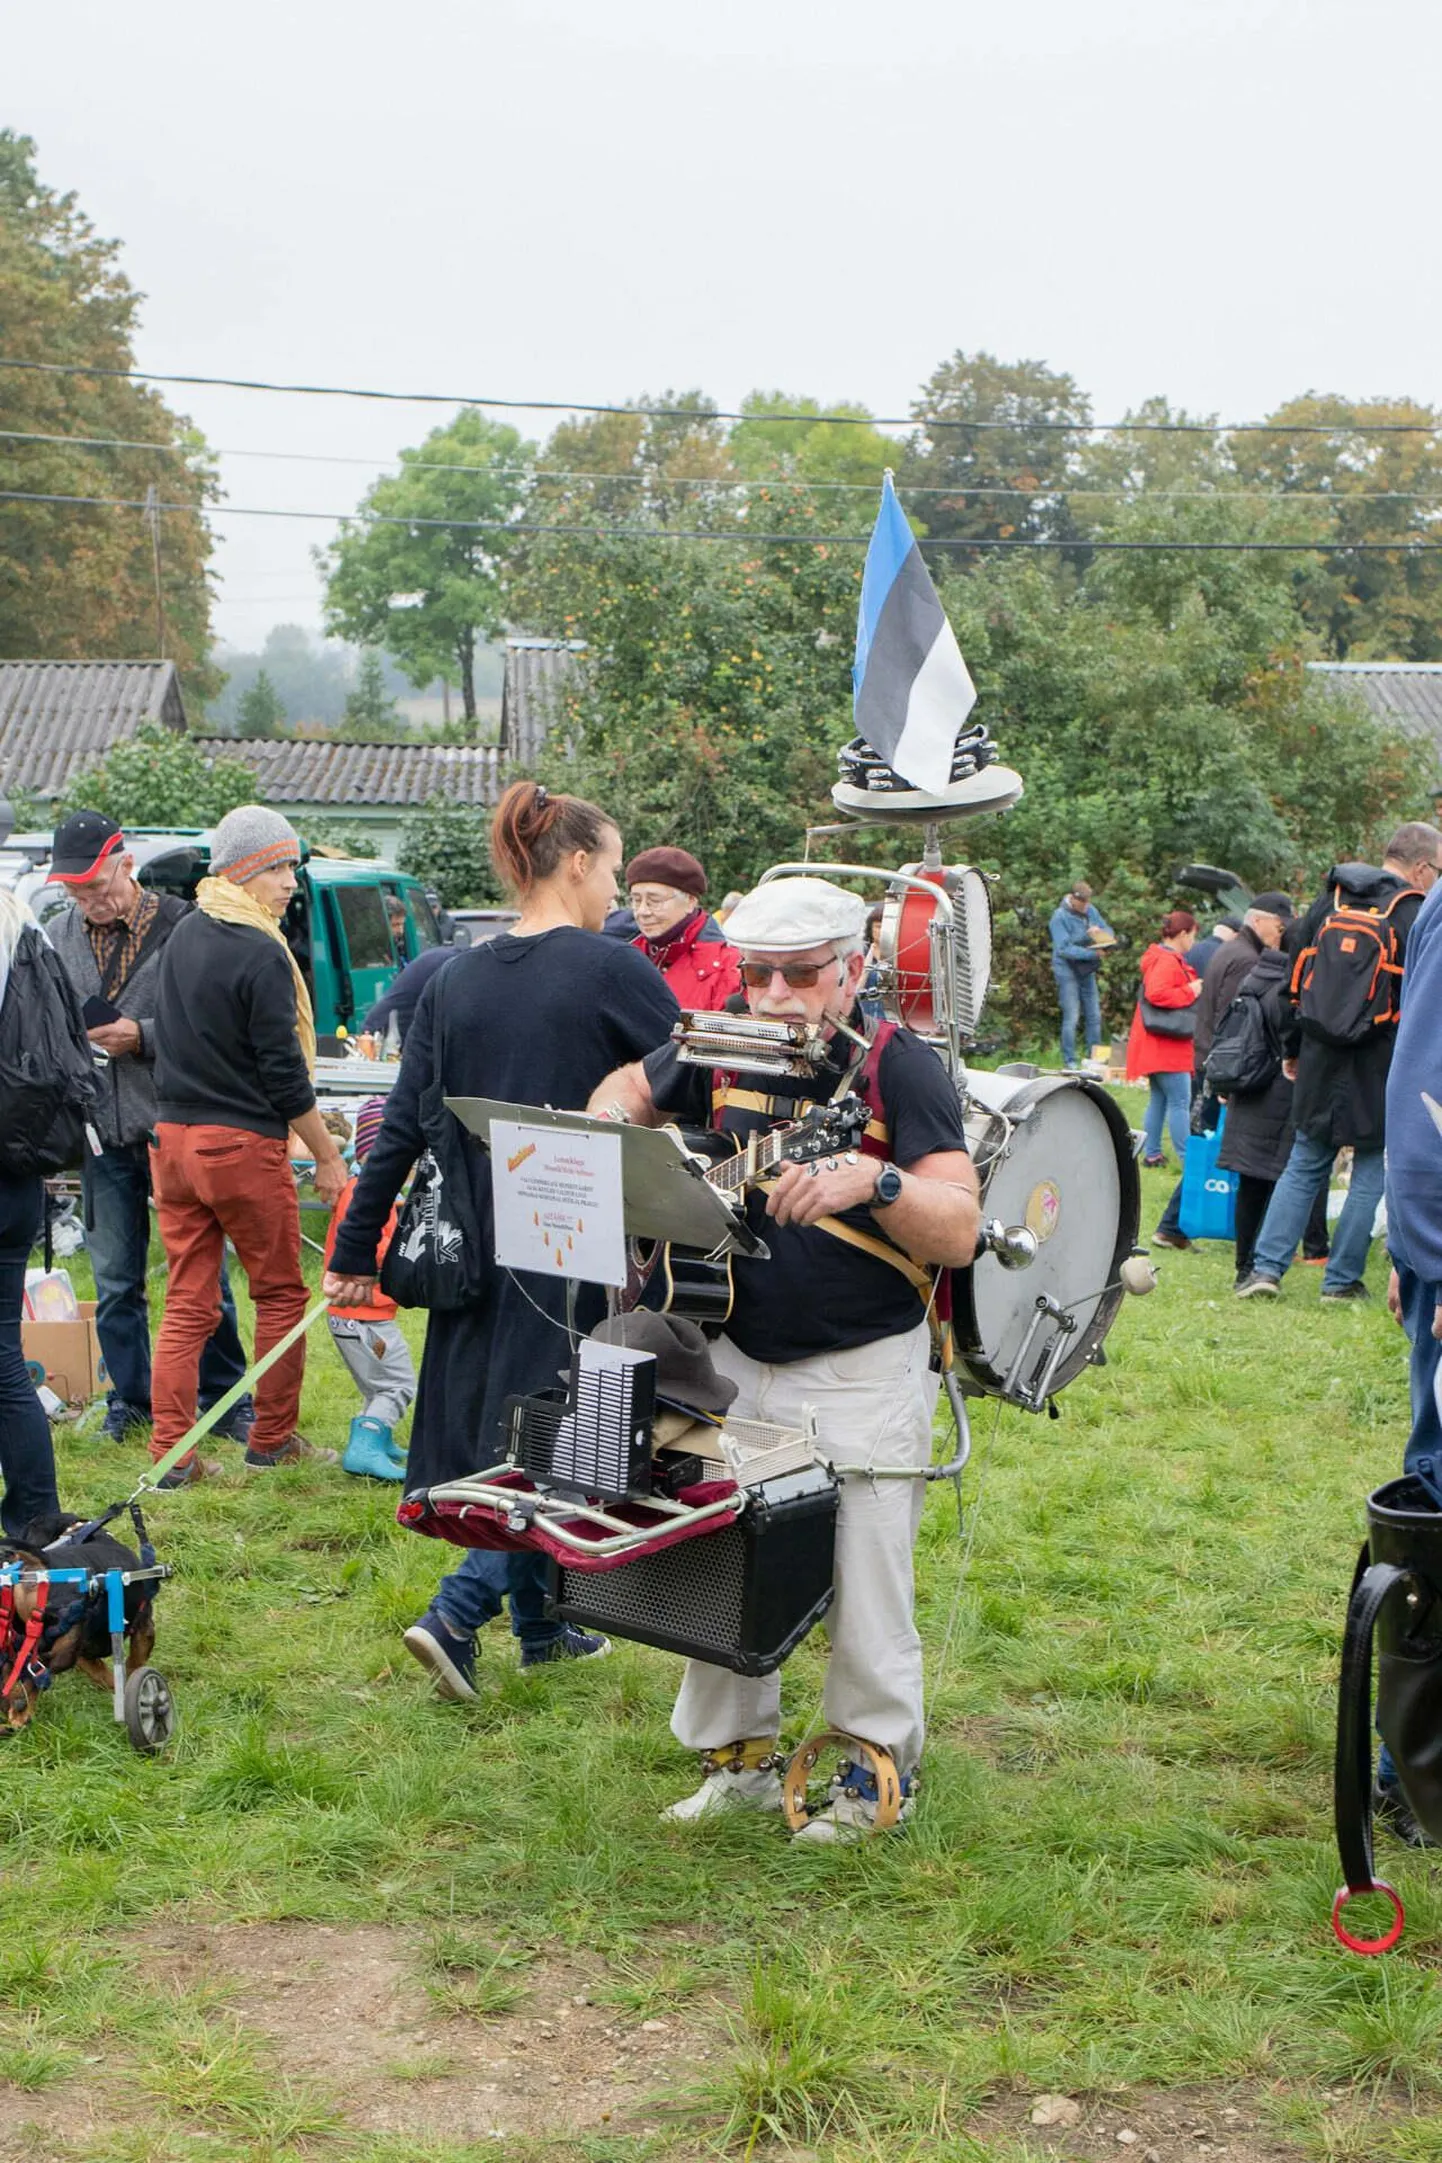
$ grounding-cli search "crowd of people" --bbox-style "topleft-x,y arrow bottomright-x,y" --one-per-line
6,791 -> 1442,1840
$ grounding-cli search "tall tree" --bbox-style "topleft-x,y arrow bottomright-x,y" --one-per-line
532,391 -> 736,528
1230,394 -> 1442,659
342,648 -> 399,736
320,411 -> 531,731
235,669 -> 286,738
0,132 -> 219,703
904,349 -> 1092,560
730,393 -> 900,498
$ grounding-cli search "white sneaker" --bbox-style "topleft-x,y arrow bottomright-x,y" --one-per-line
661,1766 -> 785,1823
792,1777 -> 916,1845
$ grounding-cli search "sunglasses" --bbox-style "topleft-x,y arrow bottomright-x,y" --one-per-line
739,954 -> 843,990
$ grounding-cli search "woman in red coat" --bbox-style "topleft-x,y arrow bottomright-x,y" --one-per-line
627,847 -> 741,1012
1126,910 -> 1202,1167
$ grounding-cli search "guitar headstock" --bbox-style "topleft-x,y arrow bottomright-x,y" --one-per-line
778,1093 -> 870,1164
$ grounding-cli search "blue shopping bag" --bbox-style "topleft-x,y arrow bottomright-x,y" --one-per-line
1177,1106 -> 1238,1240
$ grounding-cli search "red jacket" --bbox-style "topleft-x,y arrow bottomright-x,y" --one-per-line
1126,943 -> 1201,1078
633,911 -> 741,1012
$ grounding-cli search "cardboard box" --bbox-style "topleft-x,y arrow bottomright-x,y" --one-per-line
22,1301 -> 108,1405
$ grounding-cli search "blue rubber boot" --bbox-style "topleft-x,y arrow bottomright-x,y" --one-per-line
342,1414 -> 405,1481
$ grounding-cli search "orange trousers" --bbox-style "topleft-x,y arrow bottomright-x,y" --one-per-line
150,1124 -> 308,1462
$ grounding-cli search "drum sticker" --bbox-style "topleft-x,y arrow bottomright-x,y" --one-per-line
1024,1180 -> 1061,1243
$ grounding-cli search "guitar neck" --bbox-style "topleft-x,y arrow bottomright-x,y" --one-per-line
706,1127 -> 790,1198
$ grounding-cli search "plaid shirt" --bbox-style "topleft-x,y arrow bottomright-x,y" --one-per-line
85,883 -> 160,996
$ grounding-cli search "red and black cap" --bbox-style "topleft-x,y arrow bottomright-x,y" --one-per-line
51,811 -> 124,883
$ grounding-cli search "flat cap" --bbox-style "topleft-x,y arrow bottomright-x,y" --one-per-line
1250,891 -> 1295,920
722,876 -> 869,954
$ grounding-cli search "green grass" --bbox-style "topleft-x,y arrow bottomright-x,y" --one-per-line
7,1119 -> 1442,2160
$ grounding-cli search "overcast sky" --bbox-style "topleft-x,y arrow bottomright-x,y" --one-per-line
9,0 -> 1440,653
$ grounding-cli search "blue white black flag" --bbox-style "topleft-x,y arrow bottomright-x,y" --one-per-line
852,473 -> 976,794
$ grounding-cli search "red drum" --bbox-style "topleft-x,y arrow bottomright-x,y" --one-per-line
877,865 -> 992,1041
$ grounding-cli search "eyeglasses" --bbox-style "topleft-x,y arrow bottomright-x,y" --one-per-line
739,954 -> 844,990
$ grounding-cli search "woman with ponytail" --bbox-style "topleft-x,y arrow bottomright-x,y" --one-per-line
324,781 -> 680,1693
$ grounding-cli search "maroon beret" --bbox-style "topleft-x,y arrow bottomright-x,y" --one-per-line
624,846 -> 707,898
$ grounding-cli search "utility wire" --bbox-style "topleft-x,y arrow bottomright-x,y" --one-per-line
2,427 -> 1440,506
6,485 -> 1442,552
2,355 -> 1439,436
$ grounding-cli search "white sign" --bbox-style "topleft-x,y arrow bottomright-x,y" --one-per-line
490,1119 -> 626,1288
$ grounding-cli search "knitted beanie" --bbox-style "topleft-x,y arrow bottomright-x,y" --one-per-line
210,805 -> 302,884
351,1097 -> 387,1163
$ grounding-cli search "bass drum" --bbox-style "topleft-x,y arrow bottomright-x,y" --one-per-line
955,1071 -> 1140,1404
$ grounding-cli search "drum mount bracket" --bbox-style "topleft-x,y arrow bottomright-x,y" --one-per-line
1002,1293 -> 1078,1413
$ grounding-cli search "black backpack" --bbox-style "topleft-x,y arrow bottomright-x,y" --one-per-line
0,926 -> 98,1176
1290,882 -> 1420,1049
1204,975 -> 1283,1098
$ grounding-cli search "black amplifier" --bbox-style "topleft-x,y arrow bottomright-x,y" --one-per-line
549,1464 -> 838,1677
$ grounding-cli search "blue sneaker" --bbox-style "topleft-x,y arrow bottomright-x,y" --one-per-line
402,1606 -> 478,1701
342,1415 -> 404,1482
520,1624 -> 612,1669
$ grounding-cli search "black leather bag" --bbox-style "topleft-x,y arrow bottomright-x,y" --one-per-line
1333,1471 -> 1442,1949
379,984 -> 486,1311
1138,991 -> 1197,1040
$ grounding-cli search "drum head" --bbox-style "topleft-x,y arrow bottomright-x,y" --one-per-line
957,1075 -> 1139,1400
878,866 -> 993,1042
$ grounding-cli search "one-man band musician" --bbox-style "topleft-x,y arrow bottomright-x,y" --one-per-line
589,876 -> 979,1839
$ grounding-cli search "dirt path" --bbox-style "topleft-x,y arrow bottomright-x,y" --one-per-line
0,1920 -> 1338,2160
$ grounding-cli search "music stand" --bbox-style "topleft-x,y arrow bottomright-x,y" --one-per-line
444,1097 -> 769,1258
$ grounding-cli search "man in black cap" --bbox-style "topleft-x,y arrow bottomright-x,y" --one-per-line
45,812 -> 251,1451
1240,824 -> 1442,1300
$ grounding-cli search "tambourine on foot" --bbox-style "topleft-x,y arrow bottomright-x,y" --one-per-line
782,1729 -> 904,1834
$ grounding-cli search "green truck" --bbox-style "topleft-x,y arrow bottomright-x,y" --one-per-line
5,826 -> 446,1050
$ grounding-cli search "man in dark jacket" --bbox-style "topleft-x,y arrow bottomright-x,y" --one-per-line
149,807 -> 348,1483
1239,825 -> 1442,1301
46,812 -> 251,1443
1152,894 -> 1293,1251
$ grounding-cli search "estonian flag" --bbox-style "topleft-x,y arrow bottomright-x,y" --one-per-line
852,472 -> 977,795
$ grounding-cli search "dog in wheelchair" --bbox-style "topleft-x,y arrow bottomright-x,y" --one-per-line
0,1507 -> 172,1748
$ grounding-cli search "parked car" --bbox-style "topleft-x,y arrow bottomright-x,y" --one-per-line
0,822 -> 445,1049
447,906 -> 521,946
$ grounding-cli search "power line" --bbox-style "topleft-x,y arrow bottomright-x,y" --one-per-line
3,426 -> 1441,506
6,485 -> 1442,552
2,355 -> 1439,436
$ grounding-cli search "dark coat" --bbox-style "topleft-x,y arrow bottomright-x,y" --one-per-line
1193,924 -> 1267,1072
1216,948 -> 1296,1181
1281,863 -> 1424,1150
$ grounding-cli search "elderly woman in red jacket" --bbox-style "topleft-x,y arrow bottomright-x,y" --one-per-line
1127,909 -> 1202,1167
627,847 -> 741,1011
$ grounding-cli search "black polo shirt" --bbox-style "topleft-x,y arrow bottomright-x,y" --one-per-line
643,1027 -> 968,1364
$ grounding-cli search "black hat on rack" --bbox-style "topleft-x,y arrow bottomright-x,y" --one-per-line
563,1312 -> 739,1417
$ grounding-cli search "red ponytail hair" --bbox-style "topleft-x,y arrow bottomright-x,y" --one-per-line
490,780 -> 615,897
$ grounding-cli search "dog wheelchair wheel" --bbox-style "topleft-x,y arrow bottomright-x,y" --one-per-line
123,1666 -> 175,1753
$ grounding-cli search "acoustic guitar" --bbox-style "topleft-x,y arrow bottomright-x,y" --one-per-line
626,1095 -> 872,1327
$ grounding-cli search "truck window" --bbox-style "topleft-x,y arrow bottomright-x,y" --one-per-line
335,884 -> 394,970
408,890 -> 442,951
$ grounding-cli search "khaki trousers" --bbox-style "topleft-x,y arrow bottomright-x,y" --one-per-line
670,1320 -> 938,1773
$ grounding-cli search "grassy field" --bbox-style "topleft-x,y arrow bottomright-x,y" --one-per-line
4,1124 -> 1441,2163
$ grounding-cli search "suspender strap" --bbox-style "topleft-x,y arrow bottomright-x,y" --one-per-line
811,1213 -> 935,1301
714,1086 -> 779,1118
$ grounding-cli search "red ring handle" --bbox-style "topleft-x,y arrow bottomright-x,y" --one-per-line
1331,1879 -> 1406,1955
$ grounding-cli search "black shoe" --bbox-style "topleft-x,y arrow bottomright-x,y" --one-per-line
1321,1281 -> 1372,1304
205,1394 -> 255,1446
1235,1272 -> 1280,1299
1374,1779 -> 1436,1848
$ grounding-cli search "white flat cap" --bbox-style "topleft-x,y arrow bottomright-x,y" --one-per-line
723,876 -> 869,954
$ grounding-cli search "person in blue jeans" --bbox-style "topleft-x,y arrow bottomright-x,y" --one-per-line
1049,881 -> 1113,1068
0,1170 -> 61,1542
1368,872 -> 1442,1841
1237,829 -> 1442,1301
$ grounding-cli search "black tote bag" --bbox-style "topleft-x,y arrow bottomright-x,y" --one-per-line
379,978 -> 487,1311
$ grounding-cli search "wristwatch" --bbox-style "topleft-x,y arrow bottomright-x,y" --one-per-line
871,1163 -> 903,1209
